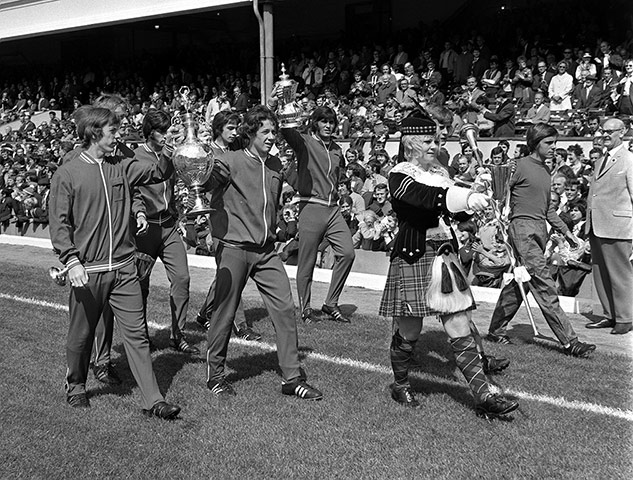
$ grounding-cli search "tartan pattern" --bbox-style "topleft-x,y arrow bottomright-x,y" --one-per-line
379,241 -> 476,318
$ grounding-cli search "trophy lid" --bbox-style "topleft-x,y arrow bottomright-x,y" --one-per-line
279,63 -> 290,82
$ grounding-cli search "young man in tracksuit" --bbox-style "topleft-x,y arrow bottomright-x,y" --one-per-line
278,106 -> 355,323
195,111 -> 262,341
204,105 -> 322,400
132,109 -> 198,354
50,106 -> 180,419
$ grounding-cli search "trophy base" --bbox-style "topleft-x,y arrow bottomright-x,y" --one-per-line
186,193 -> 213,217
279,119 -> 302,129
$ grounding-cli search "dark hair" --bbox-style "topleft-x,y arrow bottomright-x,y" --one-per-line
338,178 -> 352,190
309,106 -> 338,133
93,94 -> 127,117
212,111 -> 241,140
238,105 -> 278,139
567,144 -> 583,157
367,159 -> 382,174
491,146 -> 504,157
142,109 -> 170,139
526,123 -> 558,152
373,182 -> 388,192
515,144 -> 530,157
555,148 -> 568,161
338,194 -> 353,207
589,147 -> 603,157
75,106 -> 119,148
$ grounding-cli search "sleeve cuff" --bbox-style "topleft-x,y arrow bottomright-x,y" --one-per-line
446,186 -> 472,213
66,256 -> 82,269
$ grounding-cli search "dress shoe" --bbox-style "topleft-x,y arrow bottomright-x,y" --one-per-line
610,323 -> 632,335
321,304 -> 351,323
585,318 -> 614,329
142,401 -> 181,420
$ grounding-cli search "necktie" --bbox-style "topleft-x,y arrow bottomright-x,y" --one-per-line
598,153 -> 609,176
309,69 -> 315,86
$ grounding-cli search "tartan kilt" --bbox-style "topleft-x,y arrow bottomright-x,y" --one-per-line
379,241 -> 476,318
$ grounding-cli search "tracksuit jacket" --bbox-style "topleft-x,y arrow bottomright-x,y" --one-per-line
131,143 -> 178,224
50,150 -> 173,273
280,128 -> 345,207
208,149 -> 284,249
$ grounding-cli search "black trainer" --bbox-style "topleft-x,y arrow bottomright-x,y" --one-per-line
142,401 -> 181,420
486,333 -> 513,345
390,383 -> 420,408
234,327 -> 262,341
67,392 -> 90,408
321,304 -> 351,323
564,339 -> 596,358
475,393 -> 518,419
92,362 -> 122,385
207,378 -> 237,397
171,338 -> 200,354
301,308 -> 321,324
281,379 -> 323,400
482,355 -> 510,374
196,313 -> 210,331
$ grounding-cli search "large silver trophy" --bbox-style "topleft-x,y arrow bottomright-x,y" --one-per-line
172,86 -> 214,216
276,64 -> 302,128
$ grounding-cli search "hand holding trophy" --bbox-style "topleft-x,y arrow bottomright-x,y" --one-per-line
171,86 -> 214,216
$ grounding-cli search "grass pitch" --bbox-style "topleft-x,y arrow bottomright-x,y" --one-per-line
0,248 -> 632,479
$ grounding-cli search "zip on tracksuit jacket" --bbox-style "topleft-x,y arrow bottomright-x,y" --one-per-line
280,128 -> 345,207
50,149 -> 174,273
208,149 -> 284,249
131,143 -> 178,225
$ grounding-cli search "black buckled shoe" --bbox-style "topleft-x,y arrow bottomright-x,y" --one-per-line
476,393 -> 519,419
67,393 -> 90,408
207,378 -> 237,397
321,304 -> 351,323
171,338 -> 200,354
611,323 -> 632,335
92,362 -> 122,385
482,355 -> 510,375
234,327 -> 262,341
564,339 -> 596,358
281,379 -> 323,400
390,383 -> 420,408
142,401 -> 181,420
301,308 -> 322,324
196,313 -> 210,331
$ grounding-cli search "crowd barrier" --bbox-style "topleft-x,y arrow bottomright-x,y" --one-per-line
0,223 -> 598,314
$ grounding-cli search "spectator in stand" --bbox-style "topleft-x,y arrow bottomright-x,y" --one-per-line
361,159 -> 388,197
567,115 -> 589,136
616,59 -> 633,115
439,41 -> 458,83
353,209 -> 384,251
549,62 -> 574,111
471,234 -> 511,288
512,56 -> 534,108
376,64 -> 397,105
205,88 -> 231,124
586,115 -> 603,137
482,91 -> 516,138
575,52 -> 598,82
302,58 -> 324,100
566,144 -> 586,177
459,76 -> 486,124
421,60 -> 442,90
424,81 -> 445,107
454,43 -> 473,86
573,74 -> 602,110
403,62 -> 421,91
349,71 -> 371,98
232,85 -> 250,114
338,195 -> 359,237
525,91 -> 551,124
394,78 -> 418,118
481,56 -> 501,95
337,178 -> 365,217
366,183 -> 392,218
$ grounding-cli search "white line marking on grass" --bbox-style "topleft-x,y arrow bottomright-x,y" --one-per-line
3,293 -> 632,422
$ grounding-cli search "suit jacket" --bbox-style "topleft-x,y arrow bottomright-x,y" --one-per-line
525,104 -> 551,123
573,84 -> 602,109
586,146 -> 633,239
483,100 -> 516,137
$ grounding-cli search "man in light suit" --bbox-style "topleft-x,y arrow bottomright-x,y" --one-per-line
525,92 -> 550,124
585,118 -> 633,334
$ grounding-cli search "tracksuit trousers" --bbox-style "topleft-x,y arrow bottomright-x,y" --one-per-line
66,262 -> 164,410
206,242 -> 301,383
488,218 -> 577,344
296,203 -> 355,311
